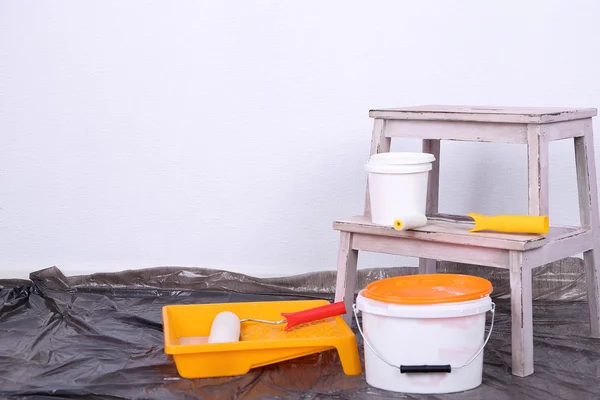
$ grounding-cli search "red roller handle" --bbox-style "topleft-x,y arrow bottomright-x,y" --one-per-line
280,301 -> 347,331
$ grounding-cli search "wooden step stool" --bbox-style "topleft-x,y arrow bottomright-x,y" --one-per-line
334,105 -> 600,377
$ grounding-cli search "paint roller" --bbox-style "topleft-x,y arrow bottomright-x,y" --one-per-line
208,301 -> 347,343
393,213 -> 549,234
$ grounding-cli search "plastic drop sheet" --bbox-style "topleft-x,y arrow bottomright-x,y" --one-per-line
0,262 -> 599,400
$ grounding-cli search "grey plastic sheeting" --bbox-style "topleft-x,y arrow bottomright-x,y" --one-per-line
0,263 -> 598,400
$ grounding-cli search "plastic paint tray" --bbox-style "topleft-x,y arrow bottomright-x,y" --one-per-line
162,299 -> 362,379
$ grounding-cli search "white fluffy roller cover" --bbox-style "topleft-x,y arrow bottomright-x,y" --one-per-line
207,311 -> 241,343
393,214 -> 428,231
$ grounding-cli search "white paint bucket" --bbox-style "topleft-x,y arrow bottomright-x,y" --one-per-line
353,274 -> 495,394
365,152 -> 435,226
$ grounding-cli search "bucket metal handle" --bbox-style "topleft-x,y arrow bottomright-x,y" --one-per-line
352,302 -> 495,373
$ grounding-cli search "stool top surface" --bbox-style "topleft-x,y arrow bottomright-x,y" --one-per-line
369,105 -> 597,123
333,215 -> 586,251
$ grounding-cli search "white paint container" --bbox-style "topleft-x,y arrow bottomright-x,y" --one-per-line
354,274 -> 495,394
365,152 -> 435,226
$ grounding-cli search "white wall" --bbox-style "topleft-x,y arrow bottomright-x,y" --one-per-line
1,0 -> 600,279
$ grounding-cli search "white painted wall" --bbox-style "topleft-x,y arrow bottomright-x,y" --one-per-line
1,0 -> 600,279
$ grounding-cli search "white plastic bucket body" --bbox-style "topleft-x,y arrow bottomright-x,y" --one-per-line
356,291 -> 492,394
365,152 -> 435,226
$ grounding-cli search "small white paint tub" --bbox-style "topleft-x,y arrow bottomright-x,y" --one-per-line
365,152 -> 435,226
353,274 -> 495,394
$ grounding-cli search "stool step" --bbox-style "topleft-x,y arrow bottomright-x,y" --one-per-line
333,215 -> 588,252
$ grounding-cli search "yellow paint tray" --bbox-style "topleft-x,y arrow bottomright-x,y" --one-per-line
162,299 -> 362,379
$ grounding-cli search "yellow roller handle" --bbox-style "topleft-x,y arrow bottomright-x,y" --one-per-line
467,213 -> 549,234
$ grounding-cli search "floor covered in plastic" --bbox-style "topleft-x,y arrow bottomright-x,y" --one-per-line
1,266 -> 599,400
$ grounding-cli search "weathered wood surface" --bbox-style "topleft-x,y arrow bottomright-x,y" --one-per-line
525,229 -> 592,268
527,124 -> 549,216
333,215 -> 560,251
509,250 -> 534,377
385,119 -> 528,143
369,105 -> 597,124
420,139 -> 441,274
575,125 -> 600,338
542,118 -> 590,141
334,232 -> 358,326
352,233 -> 509,269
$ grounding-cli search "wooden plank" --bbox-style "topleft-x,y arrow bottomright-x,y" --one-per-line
509,250 -> 534,377
334,232 -> 358,326
583,250 -> 600,337
525,229 -> 592,268
333,216 -> 549,251
574,127 -> 600,338
423,139 -> 441,214
575,135 -> 592,228
352,233 -> 509,268
527,124 -> 549,216
369,105 -> 597,124
542,118 -> 589,141
364,118 -> 391,217
420,139 -> 441,273
418,259 -> 437,274
384,120 -> 527,144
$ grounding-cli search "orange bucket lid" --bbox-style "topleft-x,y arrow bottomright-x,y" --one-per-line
362,274 -> 493,305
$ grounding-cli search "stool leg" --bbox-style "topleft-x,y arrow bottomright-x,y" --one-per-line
419,139 -> 441,274
527,125 -> 549,216
574,123 -> 600,338
334,232 -> 358,326
509,250 -> 534,377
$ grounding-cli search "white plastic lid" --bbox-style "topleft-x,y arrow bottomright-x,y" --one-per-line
368,152 -> 435,165
365,152 -> 435,174
356,290 -> 492,319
